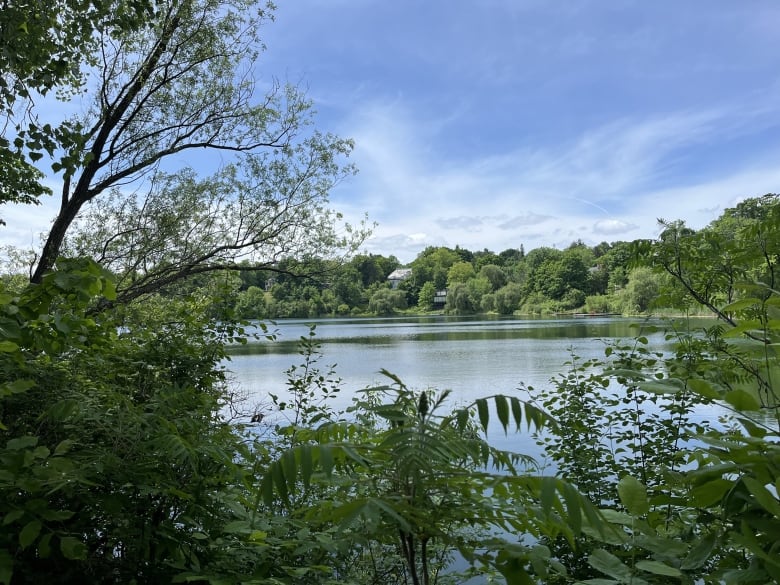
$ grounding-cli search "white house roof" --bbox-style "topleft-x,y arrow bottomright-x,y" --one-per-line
387,268 -> 412,280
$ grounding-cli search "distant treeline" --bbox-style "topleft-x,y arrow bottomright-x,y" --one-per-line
228,236 -> 658,318
225,194 -> 778,319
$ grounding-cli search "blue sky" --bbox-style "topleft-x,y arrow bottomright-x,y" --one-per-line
259,1 -> 780,262
4,1 -> 780,264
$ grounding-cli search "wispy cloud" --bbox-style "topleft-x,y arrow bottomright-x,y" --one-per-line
339,96 -> 780,261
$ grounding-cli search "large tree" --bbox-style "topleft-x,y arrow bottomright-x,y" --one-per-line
3,0 -> 366,297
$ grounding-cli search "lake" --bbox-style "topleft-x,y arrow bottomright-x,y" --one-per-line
225,315 -> 727,461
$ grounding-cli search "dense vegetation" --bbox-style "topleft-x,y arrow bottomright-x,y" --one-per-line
1,1 -> 779,584
226,239 -> 662,319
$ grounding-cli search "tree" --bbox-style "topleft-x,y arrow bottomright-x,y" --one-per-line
479,264 -> 507,291
331,264 -> 364,308
417,281 -> 436,311
530,251 -> 589,302
261,373 -> 596,585
618,266 -> 661,313
494,282 -> 523,314
235,285 -> 267,319
473,248 -> 499,270
14,0 -> 365,298
498,246 -> 524,265
0,260 -> 279,584
411,246 -> 460,290
368,288 -> 407,315
446,261 -> 476,286
351,253 -> 399,287
0,0 -> 153,216
0,5 -> 370,581
440,276 -> 490,314
538,195 -> 780,583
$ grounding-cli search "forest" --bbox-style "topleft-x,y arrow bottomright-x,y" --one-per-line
230,237 -> 664,320
1,2 -> 779,584
224,199 -> 768,319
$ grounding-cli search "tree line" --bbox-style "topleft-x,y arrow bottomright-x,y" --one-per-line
227,238 -> 666,319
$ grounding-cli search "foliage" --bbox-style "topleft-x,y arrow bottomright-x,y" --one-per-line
235,285 -> 268,319
447,261 -> 477,286
368,287 -> 407,315
260,366 -> 604,585
531,194 -> 780,584
0,0 -> 153,215
480,264 -> 508,291
412,247 -> 461,291
616,267 -> 664,314
7,0 -> 367,296
0,259 -> 272,584
417,281 -> 437,310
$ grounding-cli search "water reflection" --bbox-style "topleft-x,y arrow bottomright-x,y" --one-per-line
226,316 -> 664,419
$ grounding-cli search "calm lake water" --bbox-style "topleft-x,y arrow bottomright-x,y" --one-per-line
225,315 -> 727,460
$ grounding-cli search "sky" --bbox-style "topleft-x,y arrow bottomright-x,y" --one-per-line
4,1 -> 780,264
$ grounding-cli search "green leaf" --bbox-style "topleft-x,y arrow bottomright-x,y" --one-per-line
2,510 -> 24,526
476,398 -> 489,433
722,298 -> 763,313
588,549 -> 642,583
6,379 -> 34,394
271,462 -> 287,502
495,395 -> 509,432
742,476 -> 780,516
690,478 -> 732,507
636,560 -> 682,577
261,473 -> 273,506
0,549 -> 13,585
53,439 -> 75,456
722,320 -> 762,338
282,449 -> 297,491
681,532 -> 717,570
300,445 -> 313,489
724,389 -> 761,411
510,397 -> 523,430
599,509 -> 633,526
6,436 -> 37,450
562,483 -> 582,534
318,445 -> 334,477
617,475 -> 649,516
688,378 -> 721,399
223,520 -> 249,534
19,520 -> 41,549
47,399 -> 79,421
540,476 -> 557,516
39,509 -> 74,522
37,533 -> 52,558
0,341 -> 19,352
60,536 -> 87,560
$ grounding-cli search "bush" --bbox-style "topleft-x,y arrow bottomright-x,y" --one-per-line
368,288 -> 407,315
583,294 -> 616,314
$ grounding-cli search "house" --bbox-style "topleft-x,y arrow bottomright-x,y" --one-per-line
433,290 -> 447,308
387,268 -> 412,289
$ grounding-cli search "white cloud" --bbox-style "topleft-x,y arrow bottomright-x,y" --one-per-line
593,219 -> 638,236
333,96 -> 780,263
